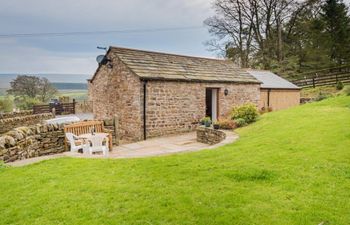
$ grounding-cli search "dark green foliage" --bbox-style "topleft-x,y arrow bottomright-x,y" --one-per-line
321,0 -> 350,65
205,0 -> 350,78
336,81 -> 344,90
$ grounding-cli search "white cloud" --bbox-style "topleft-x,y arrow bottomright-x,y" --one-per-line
0,39 -> 96,74
0,0 -> 215,74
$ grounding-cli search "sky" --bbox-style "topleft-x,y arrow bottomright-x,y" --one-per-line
0,0 -> 214,76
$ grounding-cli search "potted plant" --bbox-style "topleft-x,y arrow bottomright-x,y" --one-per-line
201,117 -> 211,127
213,122 -> 220,130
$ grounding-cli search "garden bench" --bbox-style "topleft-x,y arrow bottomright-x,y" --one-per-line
64,120 -> 113,151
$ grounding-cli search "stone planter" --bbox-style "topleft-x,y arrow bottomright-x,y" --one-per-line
196,126 -> 226,145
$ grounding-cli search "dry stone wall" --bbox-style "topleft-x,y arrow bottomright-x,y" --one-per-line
196,126 -> 226,145
0,124 -> 65,163
0,113 -> 54,134
0,110 -> 33,119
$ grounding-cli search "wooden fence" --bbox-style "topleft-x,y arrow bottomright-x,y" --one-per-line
292,65 -> 350,88
33,99 -> 76,115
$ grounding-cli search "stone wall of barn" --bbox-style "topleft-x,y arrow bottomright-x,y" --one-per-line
144,81 -> 260,138
89,54 -> 260,143
89,55 -> 143,143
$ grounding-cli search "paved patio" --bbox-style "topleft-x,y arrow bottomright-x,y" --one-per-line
8,131 -> 239,167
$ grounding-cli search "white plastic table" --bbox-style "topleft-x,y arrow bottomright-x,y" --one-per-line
78,133 -> 109,154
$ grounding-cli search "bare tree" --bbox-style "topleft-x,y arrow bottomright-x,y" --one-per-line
205,0 -> 299,68
204,0 -> 254,67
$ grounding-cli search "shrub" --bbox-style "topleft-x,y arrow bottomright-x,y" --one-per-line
217,119 -> 236,130
201,117 -> 211,123
336,81 -> 344,90
0,97 -> 14,113
234,118 -> 247,127
315,92 -> 330,101
342,85 -> 350,96
14,96 -> 41,110
200,116 -> 211,127
231,103 -> 259,124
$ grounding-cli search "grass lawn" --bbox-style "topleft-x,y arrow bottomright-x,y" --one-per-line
1,96 -> 350,225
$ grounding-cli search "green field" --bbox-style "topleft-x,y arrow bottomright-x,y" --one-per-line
57,90 -> 88,102
1,96 -> 350,224
0,89 -> 87,101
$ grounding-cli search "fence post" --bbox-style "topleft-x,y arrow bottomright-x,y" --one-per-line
312,77 -> 315,88
114,115 -> 119,146
52,107 -> 56,117
72,99 -> 76,114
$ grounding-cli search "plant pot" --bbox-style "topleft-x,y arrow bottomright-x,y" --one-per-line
204,121 -> 211,127
213,124 -> 220,130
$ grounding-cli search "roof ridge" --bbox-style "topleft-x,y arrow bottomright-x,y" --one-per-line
109,46 -> 234,63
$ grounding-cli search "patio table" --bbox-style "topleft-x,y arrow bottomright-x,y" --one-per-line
78,133 -> 109,154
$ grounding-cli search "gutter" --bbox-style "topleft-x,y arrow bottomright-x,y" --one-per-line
267,89 -> 271,107
143,81 -> 147,140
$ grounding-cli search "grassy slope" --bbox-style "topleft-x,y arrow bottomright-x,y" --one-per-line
0,96 -> 350,225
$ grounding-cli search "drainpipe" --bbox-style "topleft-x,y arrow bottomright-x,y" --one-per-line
143,81 -> 147,140
267,89 -> 271,107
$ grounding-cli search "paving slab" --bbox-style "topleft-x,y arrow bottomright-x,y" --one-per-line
7,131 -> 239,167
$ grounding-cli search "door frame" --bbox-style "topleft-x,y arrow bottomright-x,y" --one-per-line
205,88 -> 220,122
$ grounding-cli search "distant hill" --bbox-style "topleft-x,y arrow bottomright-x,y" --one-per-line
0,73 -> 91,88
52,83 -> 87,90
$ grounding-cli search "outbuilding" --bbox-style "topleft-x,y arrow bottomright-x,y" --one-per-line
88,46 -> 261,143
246,70 -> 301,111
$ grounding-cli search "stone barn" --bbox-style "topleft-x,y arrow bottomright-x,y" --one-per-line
246,70 -> 301,111
88,46 -> 260,143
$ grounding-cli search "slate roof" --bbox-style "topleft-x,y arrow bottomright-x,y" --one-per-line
102,46 -> 260,84
246,70 -> 300,90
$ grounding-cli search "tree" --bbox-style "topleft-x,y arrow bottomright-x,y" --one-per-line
205,0 -> 298,69
38,78 -> 58,102
320,0 -> 350,66
7,75 -> 41,98
204,0 -> 254,67
7,75 -> 57,103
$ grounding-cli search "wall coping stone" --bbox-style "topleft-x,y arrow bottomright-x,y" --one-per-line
0,110 -> 33,119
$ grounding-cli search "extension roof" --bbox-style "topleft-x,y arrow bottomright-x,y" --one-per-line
91,46 -> 260,84
246,70 -> 300,90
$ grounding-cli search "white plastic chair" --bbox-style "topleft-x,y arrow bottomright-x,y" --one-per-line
86,134 -> 109,157
65,133 -> 84,152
